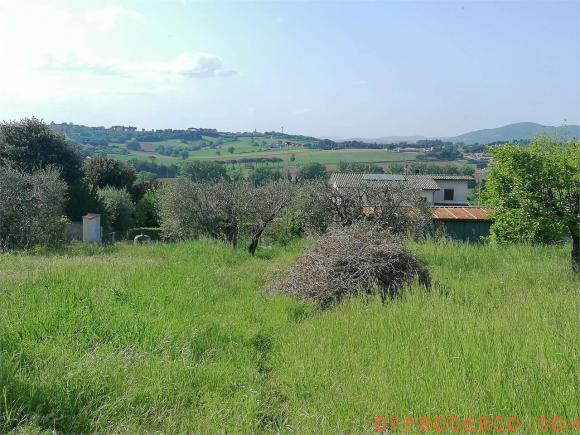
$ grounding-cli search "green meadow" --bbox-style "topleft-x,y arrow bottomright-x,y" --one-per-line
0,240 -> 577,433
114,146 -> 418,167
105,135 -> 420,169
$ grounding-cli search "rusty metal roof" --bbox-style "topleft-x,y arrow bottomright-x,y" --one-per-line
431,207 -> 493,221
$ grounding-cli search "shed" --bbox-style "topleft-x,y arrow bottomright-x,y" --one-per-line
431,207 -> 493,242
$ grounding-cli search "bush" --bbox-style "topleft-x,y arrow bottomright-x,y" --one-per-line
84,156 -> 136,190
489,208 -> 567,244
0,165 -> 68,251
248,167 -> 284,186
126,140 -> 141,151
260,213 -> 303,247
135,189 -> 160,227
65,180 -> 108,222
97,187 -> 135,233
180,160 -> 228,182
297,162 -> 327,180
269,223 -> 430,307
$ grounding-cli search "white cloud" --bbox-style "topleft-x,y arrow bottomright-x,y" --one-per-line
160,52 -> 236,78
86,5 -> 143,30
46,52 -> 236,80
0,2 -> 234,103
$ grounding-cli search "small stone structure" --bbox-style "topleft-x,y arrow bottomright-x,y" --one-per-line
82,214 -> 102,244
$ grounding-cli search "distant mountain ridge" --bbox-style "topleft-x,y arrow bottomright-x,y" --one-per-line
451,122 -> 580,145
337,122 -> 580,145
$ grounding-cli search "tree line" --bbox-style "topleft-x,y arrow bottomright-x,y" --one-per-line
1,118 -> 578,271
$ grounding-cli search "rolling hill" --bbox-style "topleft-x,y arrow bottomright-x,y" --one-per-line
338,122 -> 580,145
451,122 -> 580,144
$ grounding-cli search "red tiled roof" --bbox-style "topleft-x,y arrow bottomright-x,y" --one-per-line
431,207 -> 493,221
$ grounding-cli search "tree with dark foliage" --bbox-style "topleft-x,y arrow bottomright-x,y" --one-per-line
249,167 -> 283,186
0,118 -> 105,221
180,160 -> 228,182
297,162 -> 327,180
0,117 -> 82,184
84,156 -> 136,190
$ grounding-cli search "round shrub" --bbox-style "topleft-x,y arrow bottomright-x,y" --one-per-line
97,187 -> 135,233
0,165 -> 67,251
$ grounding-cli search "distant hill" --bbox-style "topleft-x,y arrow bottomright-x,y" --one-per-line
348,135 -> 428,144
332,122 -> 580,145
450,122 -> 580,145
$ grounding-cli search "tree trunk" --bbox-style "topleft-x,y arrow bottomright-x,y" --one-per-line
248,227 -> 264,256
572,233 -> 580,273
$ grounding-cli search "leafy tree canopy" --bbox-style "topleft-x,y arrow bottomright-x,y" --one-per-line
297,162 -> 328,181
97,187 -> 135,233
0,117 -> 82,184
485,135 -> 580,270
84,156 -> 137,190
180,160 -> 228,182
249,167 -> 284,186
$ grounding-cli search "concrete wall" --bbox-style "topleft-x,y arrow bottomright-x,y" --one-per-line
433,180 -> 469,204
64,222 -> 83,241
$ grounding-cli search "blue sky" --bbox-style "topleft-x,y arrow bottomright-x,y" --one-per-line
0,0 -> 578,138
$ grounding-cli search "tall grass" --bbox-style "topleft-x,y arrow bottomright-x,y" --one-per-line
273,241 -> 579,432
0,240 -> 578,432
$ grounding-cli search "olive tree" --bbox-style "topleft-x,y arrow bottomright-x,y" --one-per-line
245,179 -> 294,255
159,179 -> 247,247
0,165 -> 67,251
292,180 -> 431,237
158,179 -> 294,253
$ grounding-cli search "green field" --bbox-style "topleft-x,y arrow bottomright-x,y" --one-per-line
104,135 -> 421,169
1,240 -> 578,433
113,146 -> 418,167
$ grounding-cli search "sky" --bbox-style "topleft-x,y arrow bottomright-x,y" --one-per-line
0,0 -> 578,138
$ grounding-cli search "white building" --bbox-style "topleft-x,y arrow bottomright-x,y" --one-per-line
329,173 -> 473,205
430,175 -> 472,205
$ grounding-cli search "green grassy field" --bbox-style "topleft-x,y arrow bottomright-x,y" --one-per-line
113,147 -> 418,167
106,135 -> 420,168
1,241 -> 577,433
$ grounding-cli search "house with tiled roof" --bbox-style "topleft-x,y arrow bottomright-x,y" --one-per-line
329,172 -> 473,205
